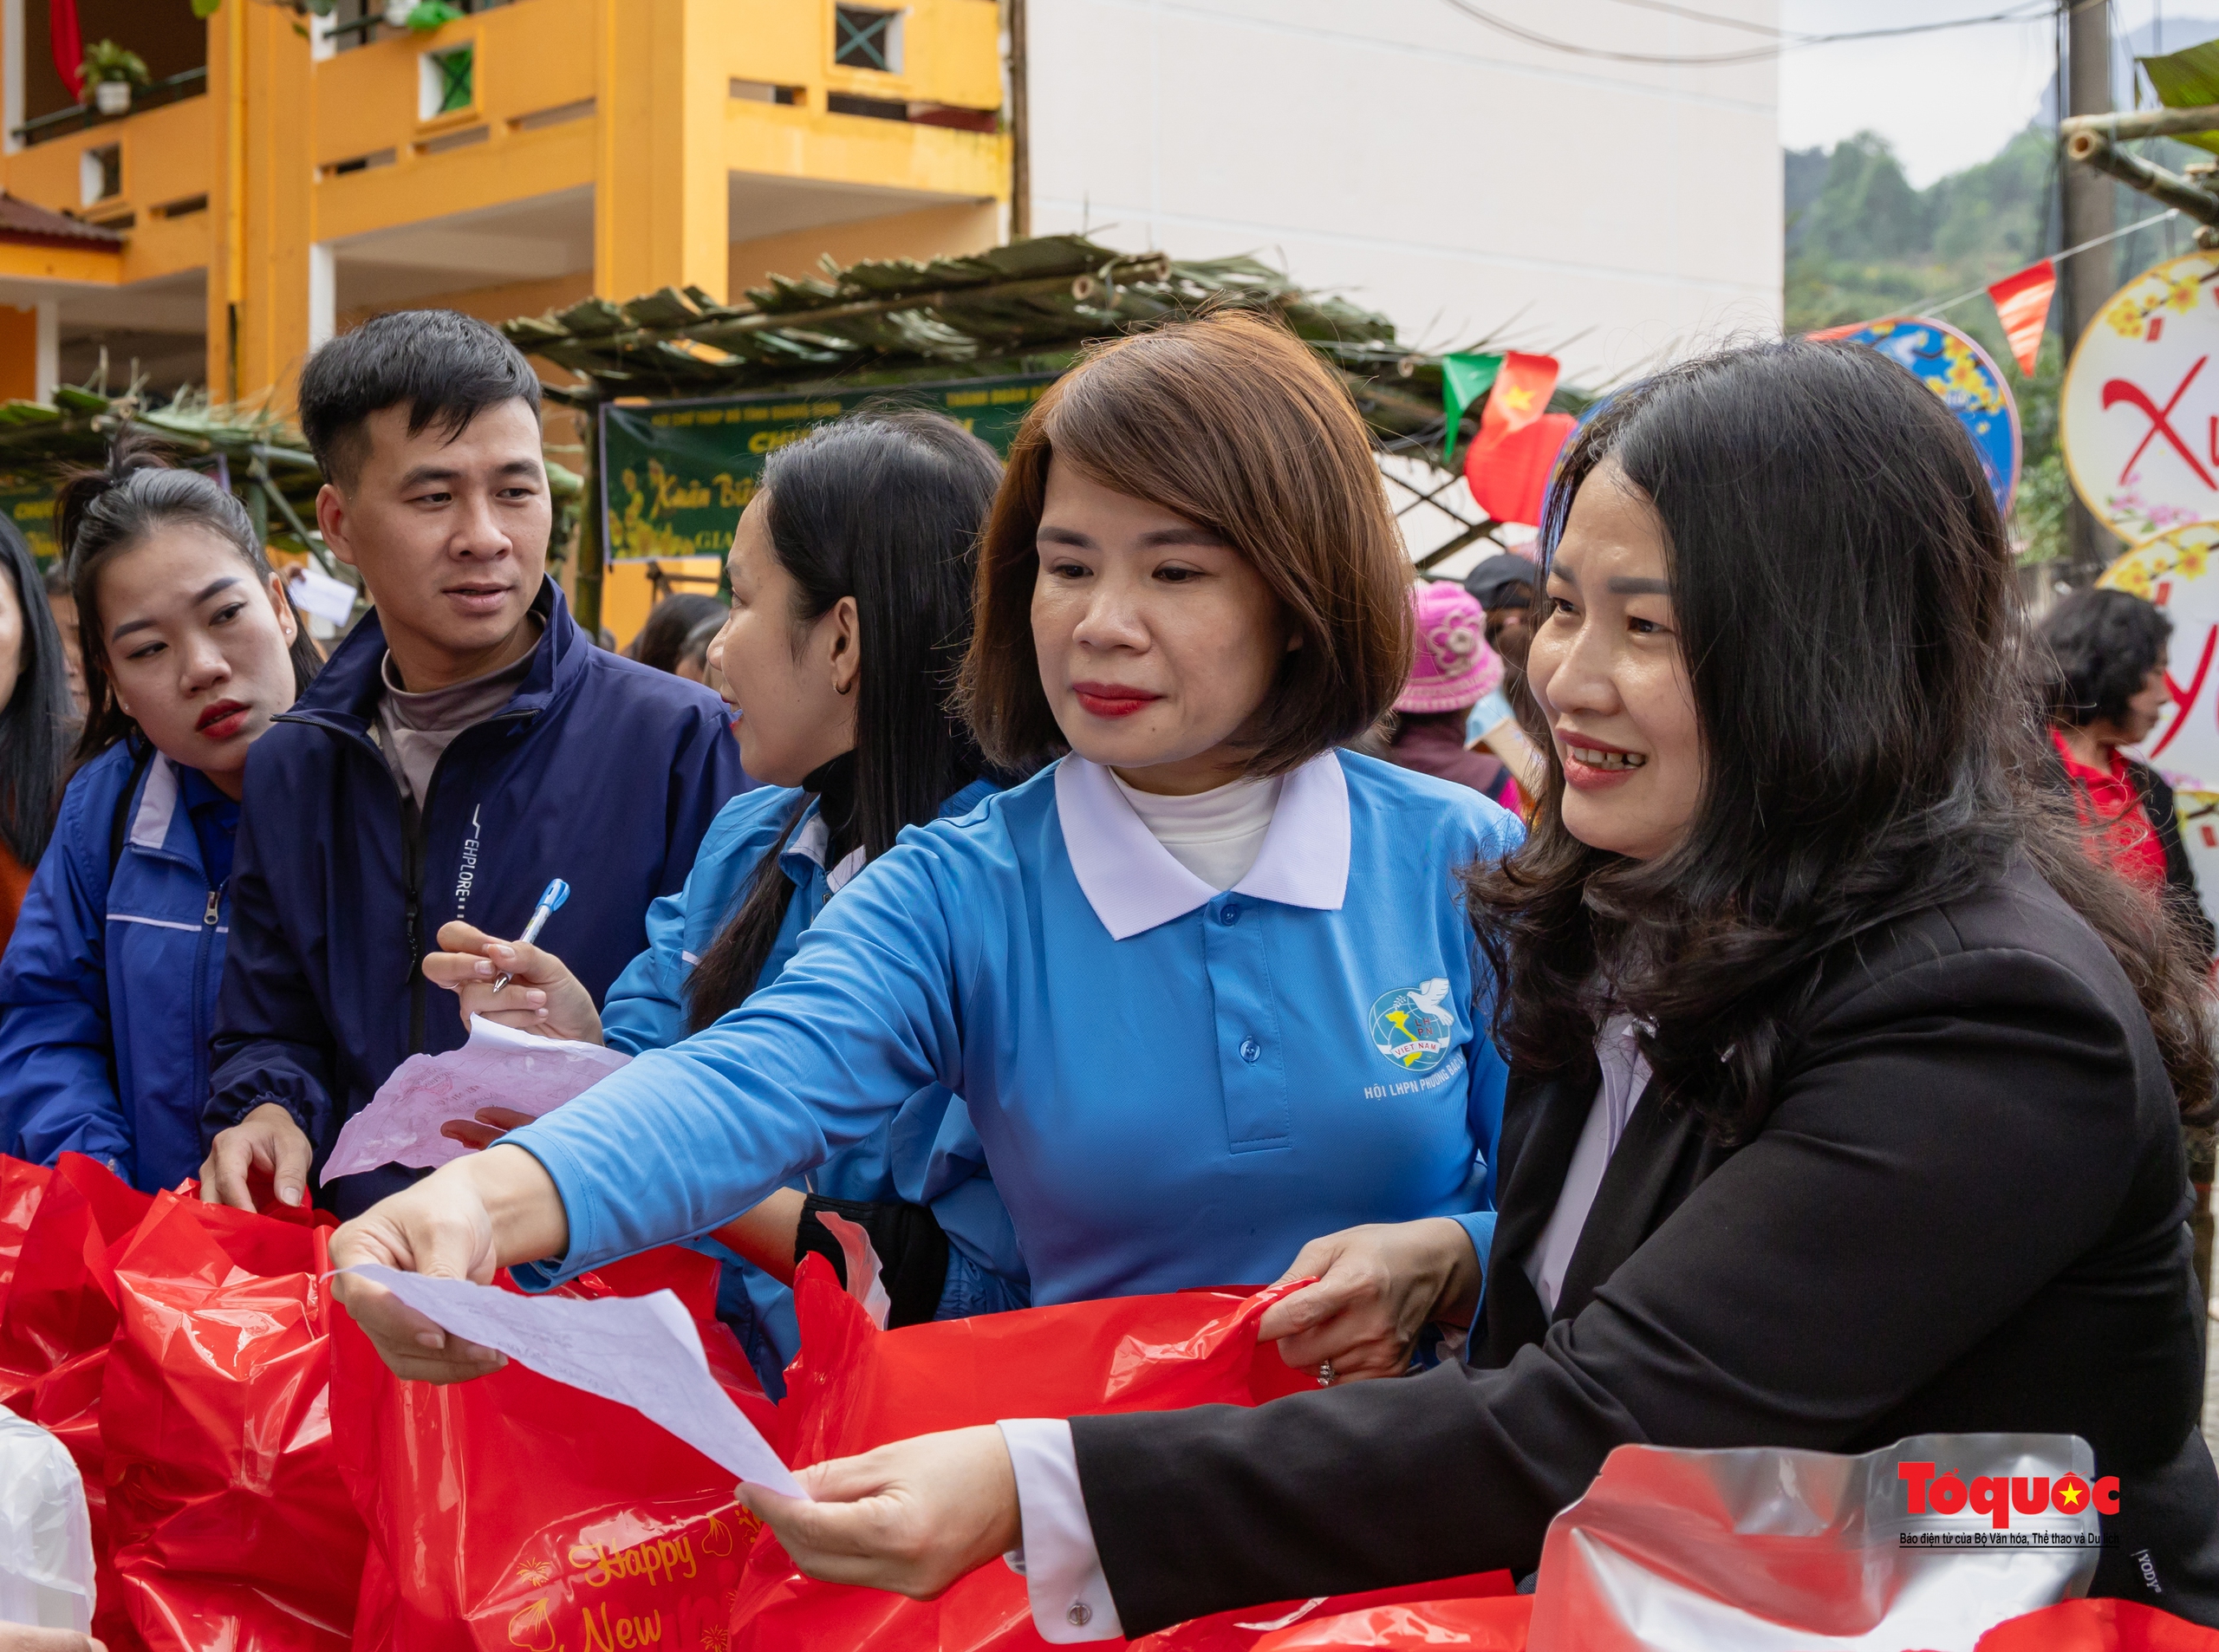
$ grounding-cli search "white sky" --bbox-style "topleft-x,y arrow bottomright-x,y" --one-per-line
1779,1 -> 2204,187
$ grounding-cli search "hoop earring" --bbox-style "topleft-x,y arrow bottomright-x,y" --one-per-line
836,680 -> 854,697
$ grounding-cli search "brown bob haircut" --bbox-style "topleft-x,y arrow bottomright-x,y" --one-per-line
958,309 -> 1412,777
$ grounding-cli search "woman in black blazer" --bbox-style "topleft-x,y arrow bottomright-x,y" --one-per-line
740,338 -> 2219,1636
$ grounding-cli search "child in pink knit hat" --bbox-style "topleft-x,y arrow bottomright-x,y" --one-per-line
1383,582 -> 1521,811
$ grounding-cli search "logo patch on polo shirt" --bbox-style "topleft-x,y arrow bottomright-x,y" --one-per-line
1369,979 -> 1454,1072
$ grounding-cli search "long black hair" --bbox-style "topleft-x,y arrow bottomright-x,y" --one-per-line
56,432 -> 323,771
1467,336 -> 2216,1135
686,410 -> 1004,1030
0,515 -> 74,868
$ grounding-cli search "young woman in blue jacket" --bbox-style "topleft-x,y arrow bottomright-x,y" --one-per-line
424,412 -> 1028,1388
0,441 -> 322,1189
335,312 -> 1523,1395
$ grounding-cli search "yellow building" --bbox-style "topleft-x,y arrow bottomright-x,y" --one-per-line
0,0 -> 1010,638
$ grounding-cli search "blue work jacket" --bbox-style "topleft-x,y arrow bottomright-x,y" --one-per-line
512,750 -> 1521,1306
0,745 -> 231,1190
205,579 -> 749,1217
600,777 -> 1026,1377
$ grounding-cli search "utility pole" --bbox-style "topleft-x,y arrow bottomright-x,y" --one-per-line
1007,0 -> 1031,239
2060,0 -> 2119,583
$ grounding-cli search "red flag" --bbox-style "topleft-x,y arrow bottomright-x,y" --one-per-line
1987,259 -> 2056,377
1463,352 -> 1568,527
1476,352 -> 1559,446
50,0 -> 83,98
1467,411 -> 1577,527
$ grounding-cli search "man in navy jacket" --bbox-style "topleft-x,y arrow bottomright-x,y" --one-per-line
200,310 -> 746,1217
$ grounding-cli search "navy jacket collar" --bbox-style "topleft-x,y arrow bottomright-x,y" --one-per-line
288,576 -> 578,735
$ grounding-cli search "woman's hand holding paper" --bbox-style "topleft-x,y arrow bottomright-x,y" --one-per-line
425,920 -> 604,1044
735,1426 -> 1021,1597
329,1143 -> 570,1384
1256,1218 -> 1482,1383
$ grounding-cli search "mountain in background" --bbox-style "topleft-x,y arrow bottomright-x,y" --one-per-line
1785,17 -> 2219,563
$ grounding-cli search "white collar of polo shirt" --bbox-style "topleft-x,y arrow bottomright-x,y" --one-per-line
1054,751 -> 1351,940
784,803 -> 867,894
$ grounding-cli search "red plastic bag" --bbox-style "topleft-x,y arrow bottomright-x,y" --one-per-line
0,1153 -> 157,1651
730,1261 -> 1411,1650
0,1154 -> 52,1314
1246,1596 -> 1532,1650
1976,1598 -> 2219,1650
1133,1578 -> 1526,1652
335,1246 -> 776,1651
101,1187 -> 356,1651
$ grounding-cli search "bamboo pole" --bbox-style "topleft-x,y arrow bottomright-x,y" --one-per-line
2065,130 -> 2219,230
2063,104 -> 2219,142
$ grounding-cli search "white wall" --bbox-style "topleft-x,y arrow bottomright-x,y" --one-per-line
1026,0 -> 1782,453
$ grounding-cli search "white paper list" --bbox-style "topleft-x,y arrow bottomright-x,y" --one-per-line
344,1264 -> 805,1499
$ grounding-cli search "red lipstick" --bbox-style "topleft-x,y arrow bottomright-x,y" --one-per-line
196,699 -> 251,740
1070,681 -> 1162,719
1556,730 -> 1649,792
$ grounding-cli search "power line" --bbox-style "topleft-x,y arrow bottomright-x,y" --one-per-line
1439,0 -> 2060,68
1917,207 -> 2178,320
1594,0 -> 1784,36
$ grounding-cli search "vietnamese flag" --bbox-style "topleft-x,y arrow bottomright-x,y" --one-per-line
1476,352 -> 1559,447
1463,352 -> 1568,527
1467,412 -> 1577,527
50,0 -> 83,97
1987,259 -> 2057,377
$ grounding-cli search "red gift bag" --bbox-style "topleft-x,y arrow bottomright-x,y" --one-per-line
0,1154 -> 53,1314
732,1260 -> 1497,1651
1133,1579 -> 1526,1652
101,1187 -> 356,1651
1976,1598 -> 2219,1650
0,1153 -> 158,1651
334,1246 -> 777,1652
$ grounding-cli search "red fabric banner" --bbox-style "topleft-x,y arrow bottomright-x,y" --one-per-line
1475,352 -> 1559,448
49,0 -> 84,98
1461,352 -> 1571,528
1467,412 -> 1577,528
1988,259 -> 2058,377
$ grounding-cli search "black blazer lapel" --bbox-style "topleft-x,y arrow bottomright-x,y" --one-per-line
1550,1086 -> 1724,1322
1477,1057 -> 1601,1366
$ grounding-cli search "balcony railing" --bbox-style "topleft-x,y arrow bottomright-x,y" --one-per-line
11,67 -> 209,146
327,0 -> 520,49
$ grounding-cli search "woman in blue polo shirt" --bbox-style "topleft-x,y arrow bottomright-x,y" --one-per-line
333,311 -> 1523,1389
424,411 -> 1028,1388
0,441 -> 322,1190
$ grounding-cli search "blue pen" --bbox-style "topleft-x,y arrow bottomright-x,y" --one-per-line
491,877 -> 570,993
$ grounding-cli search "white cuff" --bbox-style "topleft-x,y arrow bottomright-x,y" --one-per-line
998,1418 -> 1123,1642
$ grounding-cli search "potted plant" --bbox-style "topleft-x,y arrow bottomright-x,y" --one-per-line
78,41 -> 149,117
383,0 -> 461,28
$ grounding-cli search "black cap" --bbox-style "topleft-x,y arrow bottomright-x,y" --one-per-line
1462,552 -> 1540,611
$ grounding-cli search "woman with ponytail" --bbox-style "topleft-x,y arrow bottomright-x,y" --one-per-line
424,409 -> 1028,1388
0,437 -> 321,1190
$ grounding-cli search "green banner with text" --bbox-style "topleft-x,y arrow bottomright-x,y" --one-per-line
0,476 -> 58,563
596,374 -> 1059,563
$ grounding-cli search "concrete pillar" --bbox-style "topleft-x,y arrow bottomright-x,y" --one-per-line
205,5 -> 316,406
309,243 -> 335,352
33,297 -> 55,400
594,0 -> 729,306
